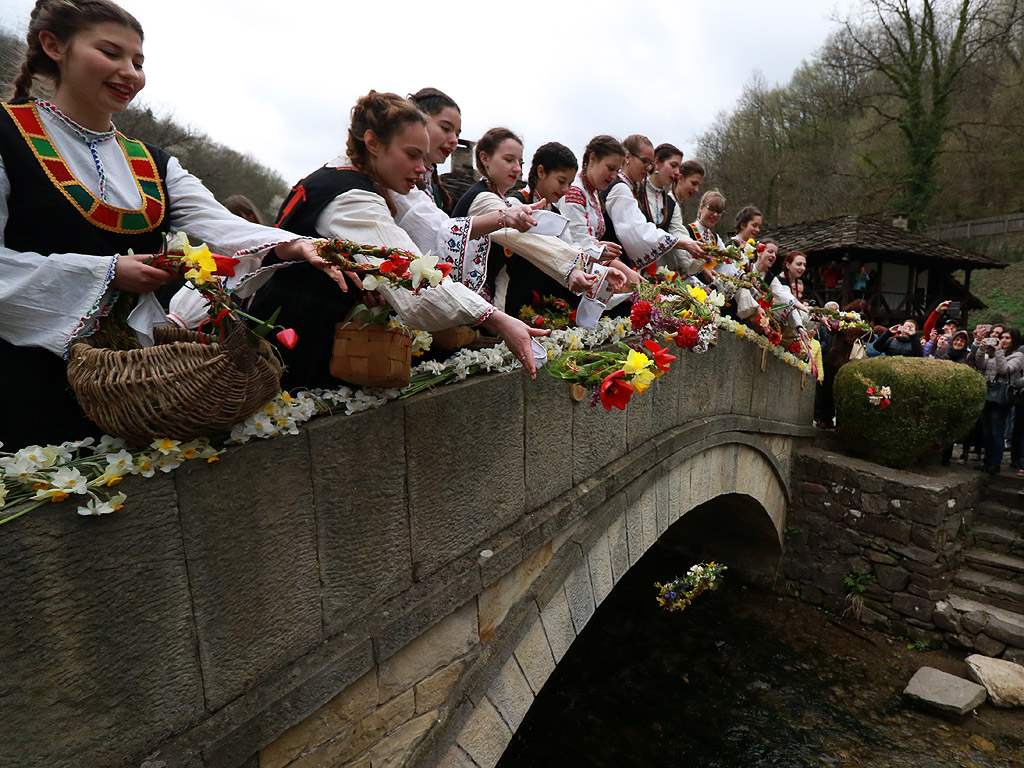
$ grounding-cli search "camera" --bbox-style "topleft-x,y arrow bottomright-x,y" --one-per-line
946,301 -> 961,315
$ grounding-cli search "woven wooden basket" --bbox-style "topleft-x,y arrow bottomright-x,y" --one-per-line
430,325 -> 478,353
330,322 -> 413,388
67,324 -> 282,445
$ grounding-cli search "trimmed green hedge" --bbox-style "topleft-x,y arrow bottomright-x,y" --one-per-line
834,357 -> 986,469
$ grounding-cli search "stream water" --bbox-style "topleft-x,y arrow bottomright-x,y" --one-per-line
496,538 -> 1024,768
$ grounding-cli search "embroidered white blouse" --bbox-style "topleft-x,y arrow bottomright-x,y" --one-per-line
603,173 -> 678,268
0,101 -> 296,356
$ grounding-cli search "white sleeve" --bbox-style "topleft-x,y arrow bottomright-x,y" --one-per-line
659,202 -> 702,275
164,157 -> 300,285
770,276 -> 805,329
467,191 -> 581,285
0,154 -> 118,357
314,189 -> 493,330
605,183 -> 678,268
560,186 -> 599,250
390,187 -> 473,266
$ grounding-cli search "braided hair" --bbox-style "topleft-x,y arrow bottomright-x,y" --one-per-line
347,90 -> 427,215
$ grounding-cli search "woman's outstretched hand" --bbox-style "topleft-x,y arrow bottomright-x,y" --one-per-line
482,310 -> 551,379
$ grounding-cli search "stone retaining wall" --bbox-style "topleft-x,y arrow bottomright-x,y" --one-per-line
783,446 -> 980,644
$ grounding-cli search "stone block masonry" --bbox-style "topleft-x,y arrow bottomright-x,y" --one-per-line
783,446 -> 1024,658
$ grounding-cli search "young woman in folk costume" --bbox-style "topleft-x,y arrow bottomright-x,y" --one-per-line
585,134 -> 704,274
248,92 -> 549,390
730,205 -> 762,249
390,88 -> 542,277
0,0 -> 332,450
641,144 -> 705,281
451,127 -> 618,311
503,142 -> 581,318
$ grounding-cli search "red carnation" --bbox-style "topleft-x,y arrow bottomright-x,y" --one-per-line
674,324 -> 699,349
788,342 -> 803,355
630,300 -> 653,330
866,386 -> 876,396
643,340 -> 676,372
599,370 -> 634,411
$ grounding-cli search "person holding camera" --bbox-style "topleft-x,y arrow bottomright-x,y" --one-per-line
968,328 -> 1024,473
873,319 -> 923,357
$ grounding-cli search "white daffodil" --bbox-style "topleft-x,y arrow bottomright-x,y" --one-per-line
410,251 -> 444,288
77,492 -> 127,516
33,466 -> 88,501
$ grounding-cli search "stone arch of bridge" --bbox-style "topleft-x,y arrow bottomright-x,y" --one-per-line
409,433 -> 791,768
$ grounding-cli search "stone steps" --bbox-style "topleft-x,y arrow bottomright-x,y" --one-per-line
944,595 -> 1024,652
963,549 -> 1024,583
973,502 -> 1024,533
983,483 -> 1024,510
951,569 -> 1024,615
971,524 -> 1024,554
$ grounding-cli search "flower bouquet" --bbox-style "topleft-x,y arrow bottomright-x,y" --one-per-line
629,279 -> 722,352
655,562 -> 728,613
546,340 -> 676,410
315,238 -> 452,292
519,293 -> 576,330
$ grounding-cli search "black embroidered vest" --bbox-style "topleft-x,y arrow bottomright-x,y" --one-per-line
0,100 -> 169,256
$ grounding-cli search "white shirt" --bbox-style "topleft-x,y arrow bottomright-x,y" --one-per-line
0,101 -> 297,356
603,174 -> 677,268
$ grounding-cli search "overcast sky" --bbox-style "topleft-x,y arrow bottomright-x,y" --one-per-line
1,0 -> 846,186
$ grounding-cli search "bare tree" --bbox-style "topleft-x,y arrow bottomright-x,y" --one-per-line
838,0 -> 1023,228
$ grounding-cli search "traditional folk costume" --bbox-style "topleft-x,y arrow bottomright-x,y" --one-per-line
451,180 -> 582,312
598,172 -> 677,270
0,99 -> 297,449
638,176 -> 703,278
249,158 -> 498,389
504,186 -> 579,319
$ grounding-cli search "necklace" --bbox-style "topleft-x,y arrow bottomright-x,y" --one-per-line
36,100 -> 116,201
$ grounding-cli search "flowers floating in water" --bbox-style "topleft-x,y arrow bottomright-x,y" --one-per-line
655,562 -> 728,613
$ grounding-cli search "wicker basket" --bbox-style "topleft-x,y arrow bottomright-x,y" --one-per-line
67,324 -> 282,445
430,325 -> 478,353
330,322 -> 413,388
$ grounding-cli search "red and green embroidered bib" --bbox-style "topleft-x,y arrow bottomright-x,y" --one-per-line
2,101 -> 165,233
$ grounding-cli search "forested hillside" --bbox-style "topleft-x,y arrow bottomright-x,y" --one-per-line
0,28 -> 288,219
697,0 -> 1024,232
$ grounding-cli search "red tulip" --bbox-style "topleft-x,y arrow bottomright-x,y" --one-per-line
436,262 -> 453,279
757,242 -> 766,252
276,328 -> 298,349
599,370 -> 634,411
643,340 -> 676,372
211,253 -> 240,277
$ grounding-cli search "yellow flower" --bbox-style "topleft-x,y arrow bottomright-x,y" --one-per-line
151,438 -> 181,456
630,368 -> 656,394
182,243 -> 218,285
622,349 -> 652,376
687,285 -> 708,303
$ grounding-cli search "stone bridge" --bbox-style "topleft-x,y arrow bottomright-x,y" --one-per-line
0,333 -> 814,768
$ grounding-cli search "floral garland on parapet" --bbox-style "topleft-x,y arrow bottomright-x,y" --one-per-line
806,306 -> 871,333
715,315 -> 813,374
655,562 -> 728,613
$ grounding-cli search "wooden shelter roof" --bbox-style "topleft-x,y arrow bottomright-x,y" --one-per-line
767,214 -> 1006,270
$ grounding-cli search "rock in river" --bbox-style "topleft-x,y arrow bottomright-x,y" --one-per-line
965,654 -> 1024,708
903,667 -> 987,716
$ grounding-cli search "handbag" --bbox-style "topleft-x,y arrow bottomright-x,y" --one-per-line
849,338 -> 867,361
985,380 -> 1011,406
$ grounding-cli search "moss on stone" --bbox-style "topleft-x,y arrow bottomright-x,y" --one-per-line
834,357 -> 985,469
